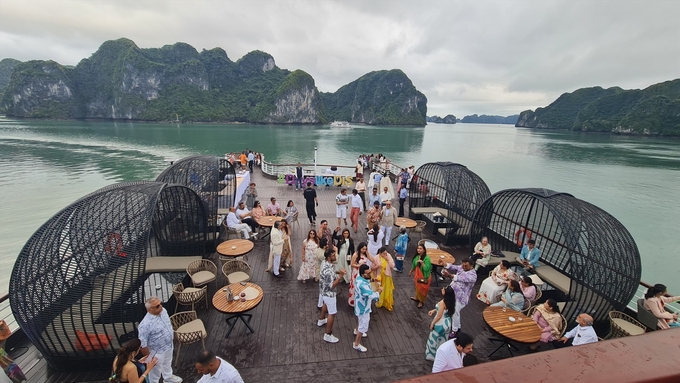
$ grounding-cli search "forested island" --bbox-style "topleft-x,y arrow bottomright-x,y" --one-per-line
516,79 -> 680,136
461,114 -> 519,124
0,39 -> 427,125
426,114 -> 456,124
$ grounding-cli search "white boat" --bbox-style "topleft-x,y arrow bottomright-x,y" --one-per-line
330,120 -> 351,128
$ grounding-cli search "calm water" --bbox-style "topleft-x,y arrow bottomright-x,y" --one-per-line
1,117 -> 679,293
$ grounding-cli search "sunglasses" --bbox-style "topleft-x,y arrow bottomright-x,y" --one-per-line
151,304 -> 161,309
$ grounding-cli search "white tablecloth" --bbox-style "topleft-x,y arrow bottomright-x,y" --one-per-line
234,171 -> 250,206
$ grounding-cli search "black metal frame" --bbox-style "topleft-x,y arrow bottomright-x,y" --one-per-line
469,188 -> 642,323
156,155 -> 236,248
9,181 -> 207,371
408,162 -> 491,244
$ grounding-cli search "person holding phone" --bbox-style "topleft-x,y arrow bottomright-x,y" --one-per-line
111,338 -> 157,383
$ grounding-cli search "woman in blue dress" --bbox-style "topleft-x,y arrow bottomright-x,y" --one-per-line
425,286 -> 456,361
491,280 -> 526,312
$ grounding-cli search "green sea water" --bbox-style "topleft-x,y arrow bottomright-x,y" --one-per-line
0,117 -> 678,293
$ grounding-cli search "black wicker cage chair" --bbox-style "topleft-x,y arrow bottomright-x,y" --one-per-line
469,188 -> 642,325
408,162 -> 490,245
9,181 -> 208,371
157,155 -> 236,249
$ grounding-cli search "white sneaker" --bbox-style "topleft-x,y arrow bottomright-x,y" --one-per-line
323,333 -> 339,343
353,343 -> 367,352
353,329 -> 368,338
165,376 -> 183,383
317,318 -> 328,327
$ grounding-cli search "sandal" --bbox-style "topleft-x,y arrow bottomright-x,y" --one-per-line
417,303 -> 424,308
410,297 -> 419,302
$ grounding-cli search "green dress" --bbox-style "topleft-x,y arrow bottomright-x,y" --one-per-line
424,302 -> 452,361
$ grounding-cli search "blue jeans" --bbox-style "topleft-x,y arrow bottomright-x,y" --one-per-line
395,255 -> 404,271
296,177 -> 304,189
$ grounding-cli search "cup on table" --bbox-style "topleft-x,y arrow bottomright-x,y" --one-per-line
231,246 -> 236,249
502,307 -> 507,313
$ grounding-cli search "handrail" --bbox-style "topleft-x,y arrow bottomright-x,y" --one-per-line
260,155 -> 356,177
0,291 -> 18,333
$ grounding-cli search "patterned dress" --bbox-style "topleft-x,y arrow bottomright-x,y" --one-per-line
297,239 -> 318,281
281,231 -> 293,267
425,302 -> 451,361
477,265 -> 515,304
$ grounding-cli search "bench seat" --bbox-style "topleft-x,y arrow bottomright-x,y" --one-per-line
410,207 -> 449,216
145,256 -> 203,274
535,265 -> 570,293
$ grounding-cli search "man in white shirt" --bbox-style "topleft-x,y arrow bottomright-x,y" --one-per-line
138,297 -> 182,383
554,313 -> 598,348
235,201 -> 259,235
431,332 -> 474,374
247,151 -> 254,173
195,350 -> 244,383
349,189 -> 364,233
380,186 -> 392,206
335,188 -> 349,227
226,206 -> 253,240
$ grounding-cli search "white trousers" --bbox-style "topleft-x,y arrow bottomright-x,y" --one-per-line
233,223 -> 251,239
381,225 -> 392,245
147,348 -> 179,383
452,301 -> 466,332
273,252 -> 281,275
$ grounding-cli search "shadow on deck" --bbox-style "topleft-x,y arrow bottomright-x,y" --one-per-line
18,167 -> 543,382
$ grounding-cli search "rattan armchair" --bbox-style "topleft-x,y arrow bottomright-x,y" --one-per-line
605,310 -> 646,339
186,259 -> 217,289
222,260 -> 252,284
414,220 -> 427,240
169,311 -> 206,367
172,283 -> 208,312
220,219 -> 244,240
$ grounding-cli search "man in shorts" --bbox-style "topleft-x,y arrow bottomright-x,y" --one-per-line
317,247 -> 346,343
353,264 -> 382,352
335,188 -> 349,227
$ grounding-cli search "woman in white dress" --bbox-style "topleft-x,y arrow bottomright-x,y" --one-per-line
472,237 -> 492,269
333,228 -> 355,284
476,260 -> 516,304
297,230 -> 319,283
367,224 -> 384,260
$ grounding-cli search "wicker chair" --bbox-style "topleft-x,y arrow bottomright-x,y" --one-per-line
186,259 -> 217,289
222,260 -> 252,284
290,214 -> 300,230
220,220 -> 244,240
605,310 -> 646,339
413,220 -> 427,240
418,239 -> 439,249
169,311 -> 206,367
172,283 -> 208,312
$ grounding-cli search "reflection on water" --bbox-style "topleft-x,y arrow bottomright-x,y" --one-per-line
0,118 -> 678,293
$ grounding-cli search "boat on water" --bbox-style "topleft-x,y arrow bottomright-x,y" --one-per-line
330,120 -> 351,128
1,155 -> 678,382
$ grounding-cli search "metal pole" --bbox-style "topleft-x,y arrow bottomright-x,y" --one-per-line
314,146 -> 317,176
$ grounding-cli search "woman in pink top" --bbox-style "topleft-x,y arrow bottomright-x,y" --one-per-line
643,283 -> 680,329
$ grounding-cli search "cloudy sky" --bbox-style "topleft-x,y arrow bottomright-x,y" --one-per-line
1,0 -> 678,117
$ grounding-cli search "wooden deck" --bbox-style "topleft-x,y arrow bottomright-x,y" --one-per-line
15,167 -> 549,382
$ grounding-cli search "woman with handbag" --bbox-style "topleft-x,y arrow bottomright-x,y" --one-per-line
409,244 -> 432,308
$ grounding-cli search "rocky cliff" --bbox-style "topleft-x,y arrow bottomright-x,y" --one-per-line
1,39 -> 426,125
516,79 -> 680,136
427,114 -> 456,124
461,114 -> 518,124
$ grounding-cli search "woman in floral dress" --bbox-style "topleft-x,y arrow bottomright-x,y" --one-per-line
279,220 -> 294,268
297,230 -> 319,283
477,259 -> 515,304
425,286 -> 456,361
348,242 -> 377,306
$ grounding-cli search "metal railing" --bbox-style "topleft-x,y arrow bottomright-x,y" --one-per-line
260,156 -> 356,178
0,292 -> 17,334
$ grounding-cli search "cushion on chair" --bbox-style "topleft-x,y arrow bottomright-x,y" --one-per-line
191,270 -> 216,286
227,271 -> 250,284
612,318 -> 645,336
176,319 -> 207,337
183,287 -> 201,293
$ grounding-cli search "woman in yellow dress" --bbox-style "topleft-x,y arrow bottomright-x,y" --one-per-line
376,246 -> 396,311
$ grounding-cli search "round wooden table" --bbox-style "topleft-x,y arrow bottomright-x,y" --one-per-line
427,249 -> 455,286
217,239 -> 254,257
483,305 -> 542,357
213,282 -> 264,338
255,216 -> 283,239
394,217 -> 417,228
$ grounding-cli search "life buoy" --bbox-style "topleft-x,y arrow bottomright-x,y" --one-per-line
105,233 -> 126,257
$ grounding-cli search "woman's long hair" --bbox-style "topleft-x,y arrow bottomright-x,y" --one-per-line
306,229 -> 319,245
112,338 -> 141,381
545,298 -> 560,314
444,286 -> 456,318
509,280 -> 523,298
417,244 -> 427,261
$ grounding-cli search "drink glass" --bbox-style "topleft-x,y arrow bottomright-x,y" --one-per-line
502,307 -> 507,313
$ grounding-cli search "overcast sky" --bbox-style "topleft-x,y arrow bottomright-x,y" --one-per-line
1,0 -> 678,117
